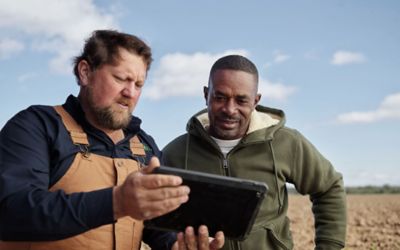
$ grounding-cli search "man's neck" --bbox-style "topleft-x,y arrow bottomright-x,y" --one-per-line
211,136 -> 242,156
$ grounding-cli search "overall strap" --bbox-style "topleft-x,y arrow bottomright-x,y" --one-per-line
54,105 -> 89,146
129,135 -> 146,156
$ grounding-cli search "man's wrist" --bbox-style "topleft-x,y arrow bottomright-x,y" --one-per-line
112,186 -> 124,220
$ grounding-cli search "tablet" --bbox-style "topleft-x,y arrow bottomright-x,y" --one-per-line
144,166 -> 268,241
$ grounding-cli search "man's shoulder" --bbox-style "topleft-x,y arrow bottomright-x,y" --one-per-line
162,133 -> 189,153
21,103 -> 55,113
274,125 -> 304,140
161,133 -> 189,166
0,104 -> 64,148
6,104 -> 57,126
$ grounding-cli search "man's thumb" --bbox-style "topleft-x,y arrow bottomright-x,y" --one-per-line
141,156 -> 160,174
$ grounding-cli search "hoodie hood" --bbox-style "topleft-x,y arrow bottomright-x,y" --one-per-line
186,105 -> 286,142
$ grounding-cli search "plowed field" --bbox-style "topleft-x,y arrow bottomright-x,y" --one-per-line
288,194 -> 400,250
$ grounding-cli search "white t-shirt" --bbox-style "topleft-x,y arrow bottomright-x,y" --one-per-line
211,136 -> 241,157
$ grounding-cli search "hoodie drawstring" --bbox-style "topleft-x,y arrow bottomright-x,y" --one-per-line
268,140 -> 283,215
184,127 -> 282,214
184,134 -> 190,170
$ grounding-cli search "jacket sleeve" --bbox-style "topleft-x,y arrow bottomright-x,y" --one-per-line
0,109 -> 114,241
289,130 -> 347,249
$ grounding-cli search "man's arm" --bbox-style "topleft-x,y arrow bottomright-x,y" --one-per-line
310,177 -> 347,249
289,130 -> 347,249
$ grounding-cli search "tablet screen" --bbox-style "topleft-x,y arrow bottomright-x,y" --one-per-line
144,166 -> 268,241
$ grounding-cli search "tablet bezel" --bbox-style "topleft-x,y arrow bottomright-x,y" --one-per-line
144,166 -> 268,241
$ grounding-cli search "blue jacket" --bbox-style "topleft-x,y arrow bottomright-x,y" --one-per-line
0,95 -> 174,249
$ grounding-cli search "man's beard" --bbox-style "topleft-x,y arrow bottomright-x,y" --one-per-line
91,105 -> 132,130
86,90 -> 132,130
209,113 -> 244,140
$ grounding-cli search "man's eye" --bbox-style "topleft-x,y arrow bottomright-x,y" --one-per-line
114,75 -> 125,82
135,82 -> 144,89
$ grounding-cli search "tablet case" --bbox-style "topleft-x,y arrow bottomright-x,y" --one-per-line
144,166 -> 268,241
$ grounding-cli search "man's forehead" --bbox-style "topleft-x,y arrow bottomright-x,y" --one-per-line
212,86 -> 253,99
211,74 -> 257,96
212,69 -> 256,79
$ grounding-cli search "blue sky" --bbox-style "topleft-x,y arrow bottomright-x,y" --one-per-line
0,0 -> 399,186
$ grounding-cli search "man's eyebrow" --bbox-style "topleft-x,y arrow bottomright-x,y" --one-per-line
213,90 -> 227,96
236,94 -> 250,100
213,91 -> 250,99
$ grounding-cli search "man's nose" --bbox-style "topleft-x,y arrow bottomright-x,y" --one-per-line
223,99 -> 237,115
122,82 -> 137,98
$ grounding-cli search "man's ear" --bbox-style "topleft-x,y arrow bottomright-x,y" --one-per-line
203,86 -> 209,104
77,60 -> 91,86
254,93 -> 261,106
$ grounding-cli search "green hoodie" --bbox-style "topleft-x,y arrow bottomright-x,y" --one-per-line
162,105 -> 346,250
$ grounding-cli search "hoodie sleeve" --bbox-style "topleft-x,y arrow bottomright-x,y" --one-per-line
289,130 -> 347,249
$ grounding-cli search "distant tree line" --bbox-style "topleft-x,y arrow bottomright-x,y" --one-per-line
345,184 -> 400,194
287,184 -> 400,194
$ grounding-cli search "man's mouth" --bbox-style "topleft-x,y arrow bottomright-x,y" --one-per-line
118,103 -> 129,109
117,100 -> 131,110
217,117 -> 239,129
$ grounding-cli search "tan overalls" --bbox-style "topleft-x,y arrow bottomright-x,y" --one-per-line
0,106 -> 146,250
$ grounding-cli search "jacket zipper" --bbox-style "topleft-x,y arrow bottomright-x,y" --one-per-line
222,144 -> 241,177
222,157 -> 230,176
221,141 -> 255,176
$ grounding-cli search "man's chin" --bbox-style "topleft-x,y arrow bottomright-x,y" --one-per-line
103,114 -> 131,130
214,129 -> 240,140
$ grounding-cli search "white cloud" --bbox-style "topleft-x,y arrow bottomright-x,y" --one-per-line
144,50 -> 248,100
144,50 -> 296,101
0,38 -> 24,59
258,79 -> 296,101
331,50 -> 367,65
337,92 -> 400,124
0,0 -> 118,73
273,50 -> 291,64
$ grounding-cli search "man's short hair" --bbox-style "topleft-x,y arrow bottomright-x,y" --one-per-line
73,30 -> 153,85
209,55 -> 259,83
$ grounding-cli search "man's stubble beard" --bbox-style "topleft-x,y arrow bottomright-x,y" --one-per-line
86,88 -> 132,130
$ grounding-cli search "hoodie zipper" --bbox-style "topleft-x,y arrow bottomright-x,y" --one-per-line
222,157 -> 230,176
221,142 -> 247,177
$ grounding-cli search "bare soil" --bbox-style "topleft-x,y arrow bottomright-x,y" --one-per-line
288,194 -> 400,250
